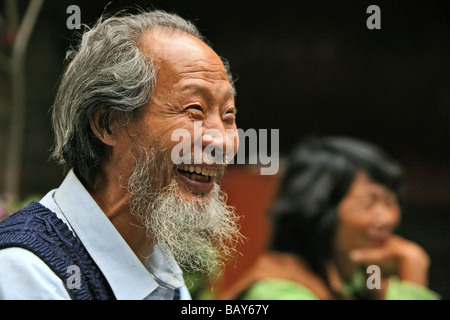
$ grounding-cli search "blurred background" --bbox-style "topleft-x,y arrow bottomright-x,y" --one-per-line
0,0 -> 449,299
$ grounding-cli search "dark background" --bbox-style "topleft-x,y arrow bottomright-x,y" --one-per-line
0,0 -> 449,298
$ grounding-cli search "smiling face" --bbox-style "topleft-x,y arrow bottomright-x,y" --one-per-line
333,171 -> 401,255
134,28 -> 238,198
115,29 -> 241,272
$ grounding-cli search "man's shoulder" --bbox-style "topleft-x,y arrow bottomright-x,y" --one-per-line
0,201 -> 77,263
0,201 -> 70,242
0,201 -> 56,234
0,201 -> 116,300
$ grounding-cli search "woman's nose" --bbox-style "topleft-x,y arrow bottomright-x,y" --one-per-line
372,203 -> 398,229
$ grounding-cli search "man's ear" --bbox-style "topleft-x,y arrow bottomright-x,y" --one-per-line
89,107 -> 117,146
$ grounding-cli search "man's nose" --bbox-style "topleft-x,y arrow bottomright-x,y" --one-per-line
202,118 -> 238,163
202,130 -> 226,149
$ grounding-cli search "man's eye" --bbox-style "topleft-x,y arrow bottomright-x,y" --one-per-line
185,105 -> 204,120
186,105 -> 204,113
222,108 -> 237,123
228,106 -> 237,114
224,107 -> 237,117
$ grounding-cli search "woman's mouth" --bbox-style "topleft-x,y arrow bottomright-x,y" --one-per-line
368,233 -> 390,246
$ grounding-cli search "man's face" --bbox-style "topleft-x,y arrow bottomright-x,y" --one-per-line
119,29 -> 241,272
135,29 -> 238,199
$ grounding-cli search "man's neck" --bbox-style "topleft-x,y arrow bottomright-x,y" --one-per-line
86,169 -> 154,262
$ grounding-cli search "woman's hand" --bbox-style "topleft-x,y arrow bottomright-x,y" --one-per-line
350,235 -> 430,287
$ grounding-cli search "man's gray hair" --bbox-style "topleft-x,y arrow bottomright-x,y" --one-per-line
51,10 -> 231,185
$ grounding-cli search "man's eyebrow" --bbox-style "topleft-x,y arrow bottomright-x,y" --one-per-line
224,87 -> 237,101
228,86 -> 237,98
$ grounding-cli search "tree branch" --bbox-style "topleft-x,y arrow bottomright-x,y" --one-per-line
3,0 -> 45,196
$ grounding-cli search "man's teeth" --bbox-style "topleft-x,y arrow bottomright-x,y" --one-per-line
179,165 -> 218,177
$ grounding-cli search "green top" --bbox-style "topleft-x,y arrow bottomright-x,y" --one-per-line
240,271 -> 440,300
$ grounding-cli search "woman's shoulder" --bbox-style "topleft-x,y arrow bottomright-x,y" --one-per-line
240,277 -> 320,300
218,251 -> 334,300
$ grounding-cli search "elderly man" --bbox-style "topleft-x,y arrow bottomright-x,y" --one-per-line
0,10 -> 241,300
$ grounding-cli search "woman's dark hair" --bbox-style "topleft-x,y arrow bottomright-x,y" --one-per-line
268,136 -> 404,277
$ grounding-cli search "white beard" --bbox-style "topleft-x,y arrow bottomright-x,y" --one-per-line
127,147 -> 242,274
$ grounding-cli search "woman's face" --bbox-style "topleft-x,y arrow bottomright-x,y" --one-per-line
333,171 -> 401,255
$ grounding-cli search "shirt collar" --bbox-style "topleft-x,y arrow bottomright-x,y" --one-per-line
50,170 -> 185,299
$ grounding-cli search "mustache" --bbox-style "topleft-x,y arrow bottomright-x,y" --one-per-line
173,148 -> 229,165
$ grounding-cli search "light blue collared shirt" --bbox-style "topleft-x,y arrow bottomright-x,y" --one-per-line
0,170 -> 191,300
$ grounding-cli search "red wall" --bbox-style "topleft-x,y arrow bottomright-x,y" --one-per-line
214,165 -> 280,297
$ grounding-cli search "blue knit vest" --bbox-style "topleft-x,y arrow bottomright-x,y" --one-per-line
0,201 -> 115,300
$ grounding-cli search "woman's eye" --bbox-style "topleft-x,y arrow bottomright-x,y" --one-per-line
385,196 -> 398,206
360,202 -> 374,209
356,198 -> 375,210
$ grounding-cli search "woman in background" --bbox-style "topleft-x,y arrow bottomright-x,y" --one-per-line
221,136 -> 440,299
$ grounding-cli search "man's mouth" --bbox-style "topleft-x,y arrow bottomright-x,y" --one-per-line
177,164 -> 219,181
176,164 -> 221,193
